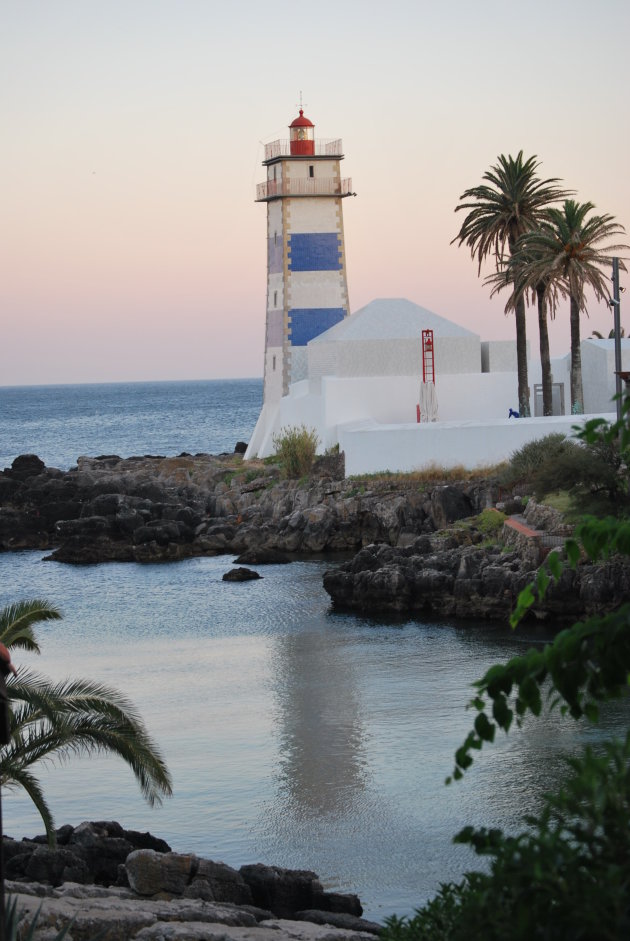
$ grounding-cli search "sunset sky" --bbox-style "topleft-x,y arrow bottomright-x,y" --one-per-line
3,0 -> 629,386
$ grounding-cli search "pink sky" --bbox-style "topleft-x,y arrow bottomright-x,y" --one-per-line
2,0 -> 629,385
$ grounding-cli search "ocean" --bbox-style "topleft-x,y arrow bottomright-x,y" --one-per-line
0,378 -> 263,471
0,379 -> 623,920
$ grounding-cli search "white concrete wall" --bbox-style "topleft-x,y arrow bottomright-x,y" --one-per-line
309,334 -> 482,379
267,200 -> 283,239
287,158 -> 339,182
264,347 -> 284,403
339,413 -> 616,476
289,347 -> 308,383
318,373 -> 519,427
289,271 -> 347,308
481,340 -> 518,372
288,196 -> 341,232
582,339 -> 630,413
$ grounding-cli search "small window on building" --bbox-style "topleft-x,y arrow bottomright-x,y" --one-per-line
274,290 -> 278,307
274,232 -> 277,245
309,165 -> 314,178
272,355 -> 276,371
273,166 -> 277,181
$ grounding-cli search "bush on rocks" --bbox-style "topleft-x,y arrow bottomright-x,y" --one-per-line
272,425 -> 320,479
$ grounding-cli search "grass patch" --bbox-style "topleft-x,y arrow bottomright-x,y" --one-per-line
348,462 -> 506,490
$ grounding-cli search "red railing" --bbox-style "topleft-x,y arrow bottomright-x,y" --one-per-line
256,177 -> 353,201
264,138 -> 343,161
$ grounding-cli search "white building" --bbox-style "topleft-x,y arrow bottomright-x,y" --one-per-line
245,113 -> 627,474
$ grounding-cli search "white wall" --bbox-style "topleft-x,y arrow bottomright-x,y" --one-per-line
339,413 -> 615,476
481,340 -> 518,372
319,372 -> 519,428
287,195 -> 341,231
582,339 -> 630,413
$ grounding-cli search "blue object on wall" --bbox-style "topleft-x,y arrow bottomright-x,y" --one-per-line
288,233 -> 342,271
289,308 -> 345,346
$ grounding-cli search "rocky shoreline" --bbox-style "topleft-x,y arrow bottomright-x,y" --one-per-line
4,820 -> 380,939
1,451 -> 628,623
0,452 -> 494,564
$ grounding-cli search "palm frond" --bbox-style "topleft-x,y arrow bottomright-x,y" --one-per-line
0,599 -> 173,840
0,600 -> 62,653
4,669 -> 173,804
4,765 -> 56,844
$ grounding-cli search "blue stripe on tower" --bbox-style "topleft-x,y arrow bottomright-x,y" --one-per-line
289,308 -> 345,346
288,233 -> 342,271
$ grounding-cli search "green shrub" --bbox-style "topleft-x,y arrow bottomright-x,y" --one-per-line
272,424 -> 320,479
385,397 -> 630,940
533,436 -> 629,516
501,433 -> 572,487
475,508 -> 506,535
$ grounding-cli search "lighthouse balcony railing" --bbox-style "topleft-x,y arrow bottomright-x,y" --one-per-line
256,177 -> 353,201
263,138 -> 343,161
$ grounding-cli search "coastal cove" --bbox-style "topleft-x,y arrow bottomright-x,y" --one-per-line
3,547 -> 626,922
1,380 -> 628,922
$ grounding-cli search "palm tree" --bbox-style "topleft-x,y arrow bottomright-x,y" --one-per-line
485,245 -> 562,416
591,328 -> 625,339
0,599 -> 172,844
507,201 -> 628,414
453,153 -> 571,416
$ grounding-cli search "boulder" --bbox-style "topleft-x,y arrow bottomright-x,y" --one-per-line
22,846 -> 90,886
183,858 -> 253,905
222,567 -> 262,581
125,849 -> 196,897
7,454 -> 46,481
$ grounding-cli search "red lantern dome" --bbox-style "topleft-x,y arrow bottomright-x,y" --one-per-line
289,109 -> 315,156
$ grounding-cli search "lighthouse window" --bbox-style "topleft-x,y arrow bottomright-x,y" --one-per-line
274,232 -> 278,245
272,355 -> 276,371
309,165 -> 314,178
273,166 -> 277,181
274,290 -> 278,307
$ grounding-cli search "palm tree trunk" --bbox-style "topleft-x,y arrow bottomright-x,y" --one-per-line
515,294 -> 530,416
537,284 -> 552,416
570,294 -> 584,414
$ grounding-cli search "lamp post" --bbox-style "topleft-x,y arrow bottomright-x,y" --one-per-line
612,257 -> 622,423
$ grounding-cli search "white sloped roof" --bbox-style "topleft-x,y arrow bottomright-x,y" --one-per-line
309,298 -> 478,343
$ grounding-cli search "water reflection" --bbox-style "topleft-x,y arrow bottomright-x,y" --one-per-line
270,626 -> 369,819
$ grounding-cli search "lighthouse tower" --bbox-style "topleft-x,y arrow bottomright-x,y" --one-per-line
246,108 -> 353,457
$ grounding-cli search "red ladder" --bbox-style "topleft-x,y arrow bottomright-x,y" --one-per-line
422,329 -> 435,383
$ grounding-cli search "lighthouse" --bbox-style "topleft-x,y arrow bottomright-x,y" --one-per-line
252,108 -> 353,419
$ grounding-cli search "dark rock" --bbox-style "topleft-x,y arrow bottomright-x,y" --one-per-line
430,486 -> 473,530
297,911 -> 379,935
7,454 -> 46,481
183,858 -> 253,905
24,846 -> 90,886
240,864 -> 323,919
222,567 -> 262,581
55,516 -> 112,538
313,890 -> 363,917
0,475 -> 22,501
234,441 -> 248,454
234,549 -> 292,565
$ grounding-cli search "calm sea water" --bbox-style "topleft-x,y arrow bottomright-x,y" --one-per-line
0,381 -> 625,920
0,379 -> 263,470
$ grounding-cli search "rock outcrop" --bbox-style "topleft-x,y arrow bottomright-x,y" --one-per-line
4,821 -> 380,938
0,453 -> 496,564
323,503 -> 630,623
